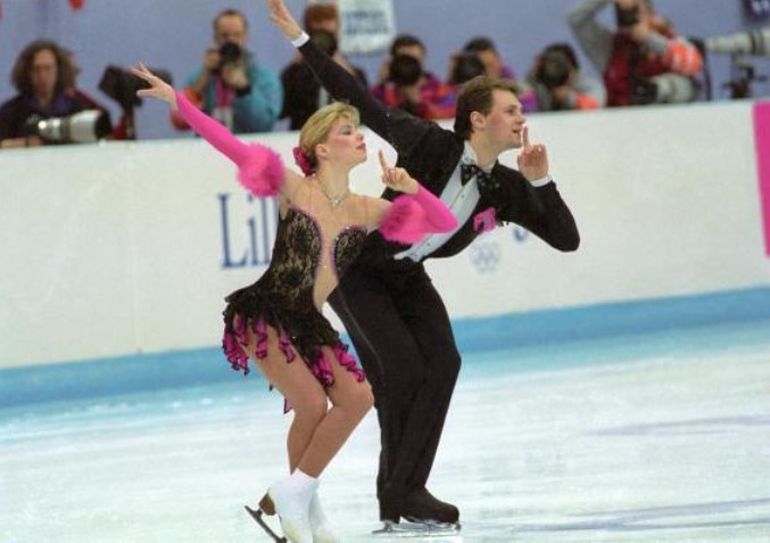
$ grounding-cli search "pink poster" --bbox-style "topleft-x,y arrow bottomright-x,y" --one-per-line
754,101 -> 770,256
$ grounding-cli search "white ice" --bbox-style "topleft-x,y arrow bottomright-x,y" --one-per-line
2,320 -> 770,542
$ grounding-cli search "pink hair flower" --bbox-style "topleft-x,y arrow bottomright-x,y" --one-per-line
292,146 -> 313,176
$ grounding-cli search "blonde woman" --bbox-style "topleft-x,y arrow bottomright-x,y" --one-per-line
130,64 -> 456,543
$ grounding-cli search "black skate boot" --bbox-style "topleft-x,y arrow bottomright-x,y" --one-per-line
401,488 -> 460,532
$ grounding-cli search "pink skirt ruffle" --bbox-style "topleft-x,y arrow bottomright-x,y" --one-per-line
222,315 -> 365,408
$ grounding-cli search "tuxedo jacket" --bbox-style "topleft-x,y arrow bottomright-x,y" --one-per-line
299,40 -> 580,269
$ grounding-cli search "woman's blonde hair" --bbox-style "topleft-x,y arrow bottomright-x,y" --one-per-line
298,102 -> 360,172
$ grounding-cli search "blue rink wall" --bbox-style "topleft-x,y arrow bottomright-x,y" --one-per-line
4,286 -> 770,409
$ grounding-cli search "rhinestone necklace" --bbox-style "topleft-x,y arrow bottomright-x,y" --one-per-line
314,176 -> 350,208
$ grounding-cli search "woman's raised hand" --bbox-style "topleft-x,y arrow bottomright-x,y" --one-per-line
379,150 -> 418,194
131,63 -> 177,107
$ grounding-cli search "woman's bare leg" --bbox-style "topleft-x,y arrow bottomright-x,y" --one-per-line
245,325 -> 329,472
296,346 -> 374,477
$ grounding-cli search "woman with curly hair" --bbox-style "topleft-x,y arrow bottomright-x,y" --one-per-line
0,39 -> 87,148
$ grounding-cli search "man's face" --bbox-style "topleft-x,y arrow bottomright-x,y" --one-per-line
215,15 -> 248,47
478,89 -> 526,150
477,49 -> 502,78
31,49 -> 58,98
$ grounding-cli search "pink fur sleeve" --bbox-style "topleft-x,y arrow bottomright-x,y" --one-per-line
379,185 -> 458,244
174,91 -> 284,196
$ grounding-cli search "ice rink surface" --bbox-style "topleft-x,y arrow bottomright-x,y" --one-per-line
2,319 -> 770,542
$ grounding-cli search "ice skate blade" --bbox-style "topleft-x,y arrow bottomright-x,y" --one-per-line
244,505 -> 287,542
372,520 -> 462,538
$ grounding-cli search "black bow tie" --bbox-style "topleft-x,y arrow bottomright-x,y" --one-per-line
460,163 -> 499,193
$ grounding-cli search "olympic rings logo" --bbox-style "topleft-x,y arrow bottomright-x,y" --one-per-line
470,242 -> 501,273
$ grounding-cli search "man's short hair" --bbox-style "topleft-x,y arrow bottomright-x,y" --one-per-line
213,8 -> 249,33
303,4 -> 339,31
463,37 -> 498,54
390,34 -> 425,57
453,75 -> 518,140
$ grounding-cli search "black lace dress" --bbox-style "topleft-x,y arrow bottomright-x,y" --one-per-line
222,207 -> 367,388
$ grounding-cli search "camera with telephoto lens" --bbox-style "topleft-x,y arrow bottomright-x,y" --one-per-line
615,4 -> 641,27
99,65 -> 173,111
449,52 -> 485,85
535,49 -> 573,90
215,41 -> 244,74
630,73 -> 697,104
705,27 -> 770,57
389,54 -> 423,87
24,109 -> 113,143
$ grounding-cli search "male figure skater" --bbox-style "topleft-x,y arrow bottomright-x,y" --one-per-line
267,0 -> 580,531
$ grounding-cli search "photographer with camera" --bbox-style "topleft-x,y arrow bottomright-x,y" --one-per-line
567,0 -> 703,107
527,42 -> 606,111
0,40 -> 104,149
171,9 -> 282,134
371,35 -> 455,120
279,3 -> 368,130
462,37 -> 516,81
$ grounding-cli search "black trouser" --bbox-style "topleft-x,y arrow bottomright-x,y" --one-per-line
329,259 -> 461,520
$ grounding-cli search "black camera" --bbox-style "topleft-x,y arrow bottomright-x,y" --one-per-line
215,41 -> 244,73
535,49 -> 573,90
449,52 -> 485,85
99,65 -> 173,111
388,54 -> 423,87
615,5 -> 640,27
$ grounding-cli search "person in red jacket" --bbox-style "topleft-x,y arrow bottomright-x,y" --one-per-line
568,0 -> 703,107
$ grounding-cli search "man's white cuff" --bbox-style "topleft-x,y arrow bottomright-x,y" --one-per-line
291,32 -> 310,48
529,174 -> 554,187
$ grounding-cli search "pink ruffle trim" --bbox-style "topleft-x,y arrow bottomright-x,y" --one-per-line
309,342 -> 366,388
222,319 -> 363,383
222,318 -> 365,414
237,144 -> 285,197
379,195 -> 429,244
222,317 -> 296,376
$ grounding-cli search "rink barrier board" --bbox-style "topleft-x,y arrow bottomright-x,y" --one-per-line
2,285 -> 770,410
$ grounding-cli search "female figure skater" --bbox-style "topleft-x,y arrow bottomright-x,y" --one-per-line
130,64 -> 456,543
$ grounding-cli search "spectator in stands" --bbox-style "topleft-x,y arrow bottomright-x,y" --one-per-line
526,42 -> 606,111
459,36 -> 542,112
462,37 -> 516,80
0,40 -> 92,148
567,0 -> 703,107
280,3 -> 367,130
171,8 -> 282,133
446,52 -> 486,86
372,34 -> 454,119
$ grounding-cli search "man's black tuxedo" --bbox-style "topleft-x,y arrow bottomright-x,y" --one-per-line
299,39 -> 579,522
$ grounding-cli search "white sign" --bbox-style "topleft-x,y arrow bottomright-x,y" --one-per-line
338,0 -> 396,54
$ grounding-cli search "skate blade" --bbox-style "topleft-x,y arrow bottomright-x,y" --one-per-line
373,520 -> 462,538
244,505 -> 288,542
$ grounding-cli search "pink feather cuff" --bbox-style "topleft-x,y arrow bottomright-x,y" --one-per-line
379,195 -> 430,244
236,144 -> 285,197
